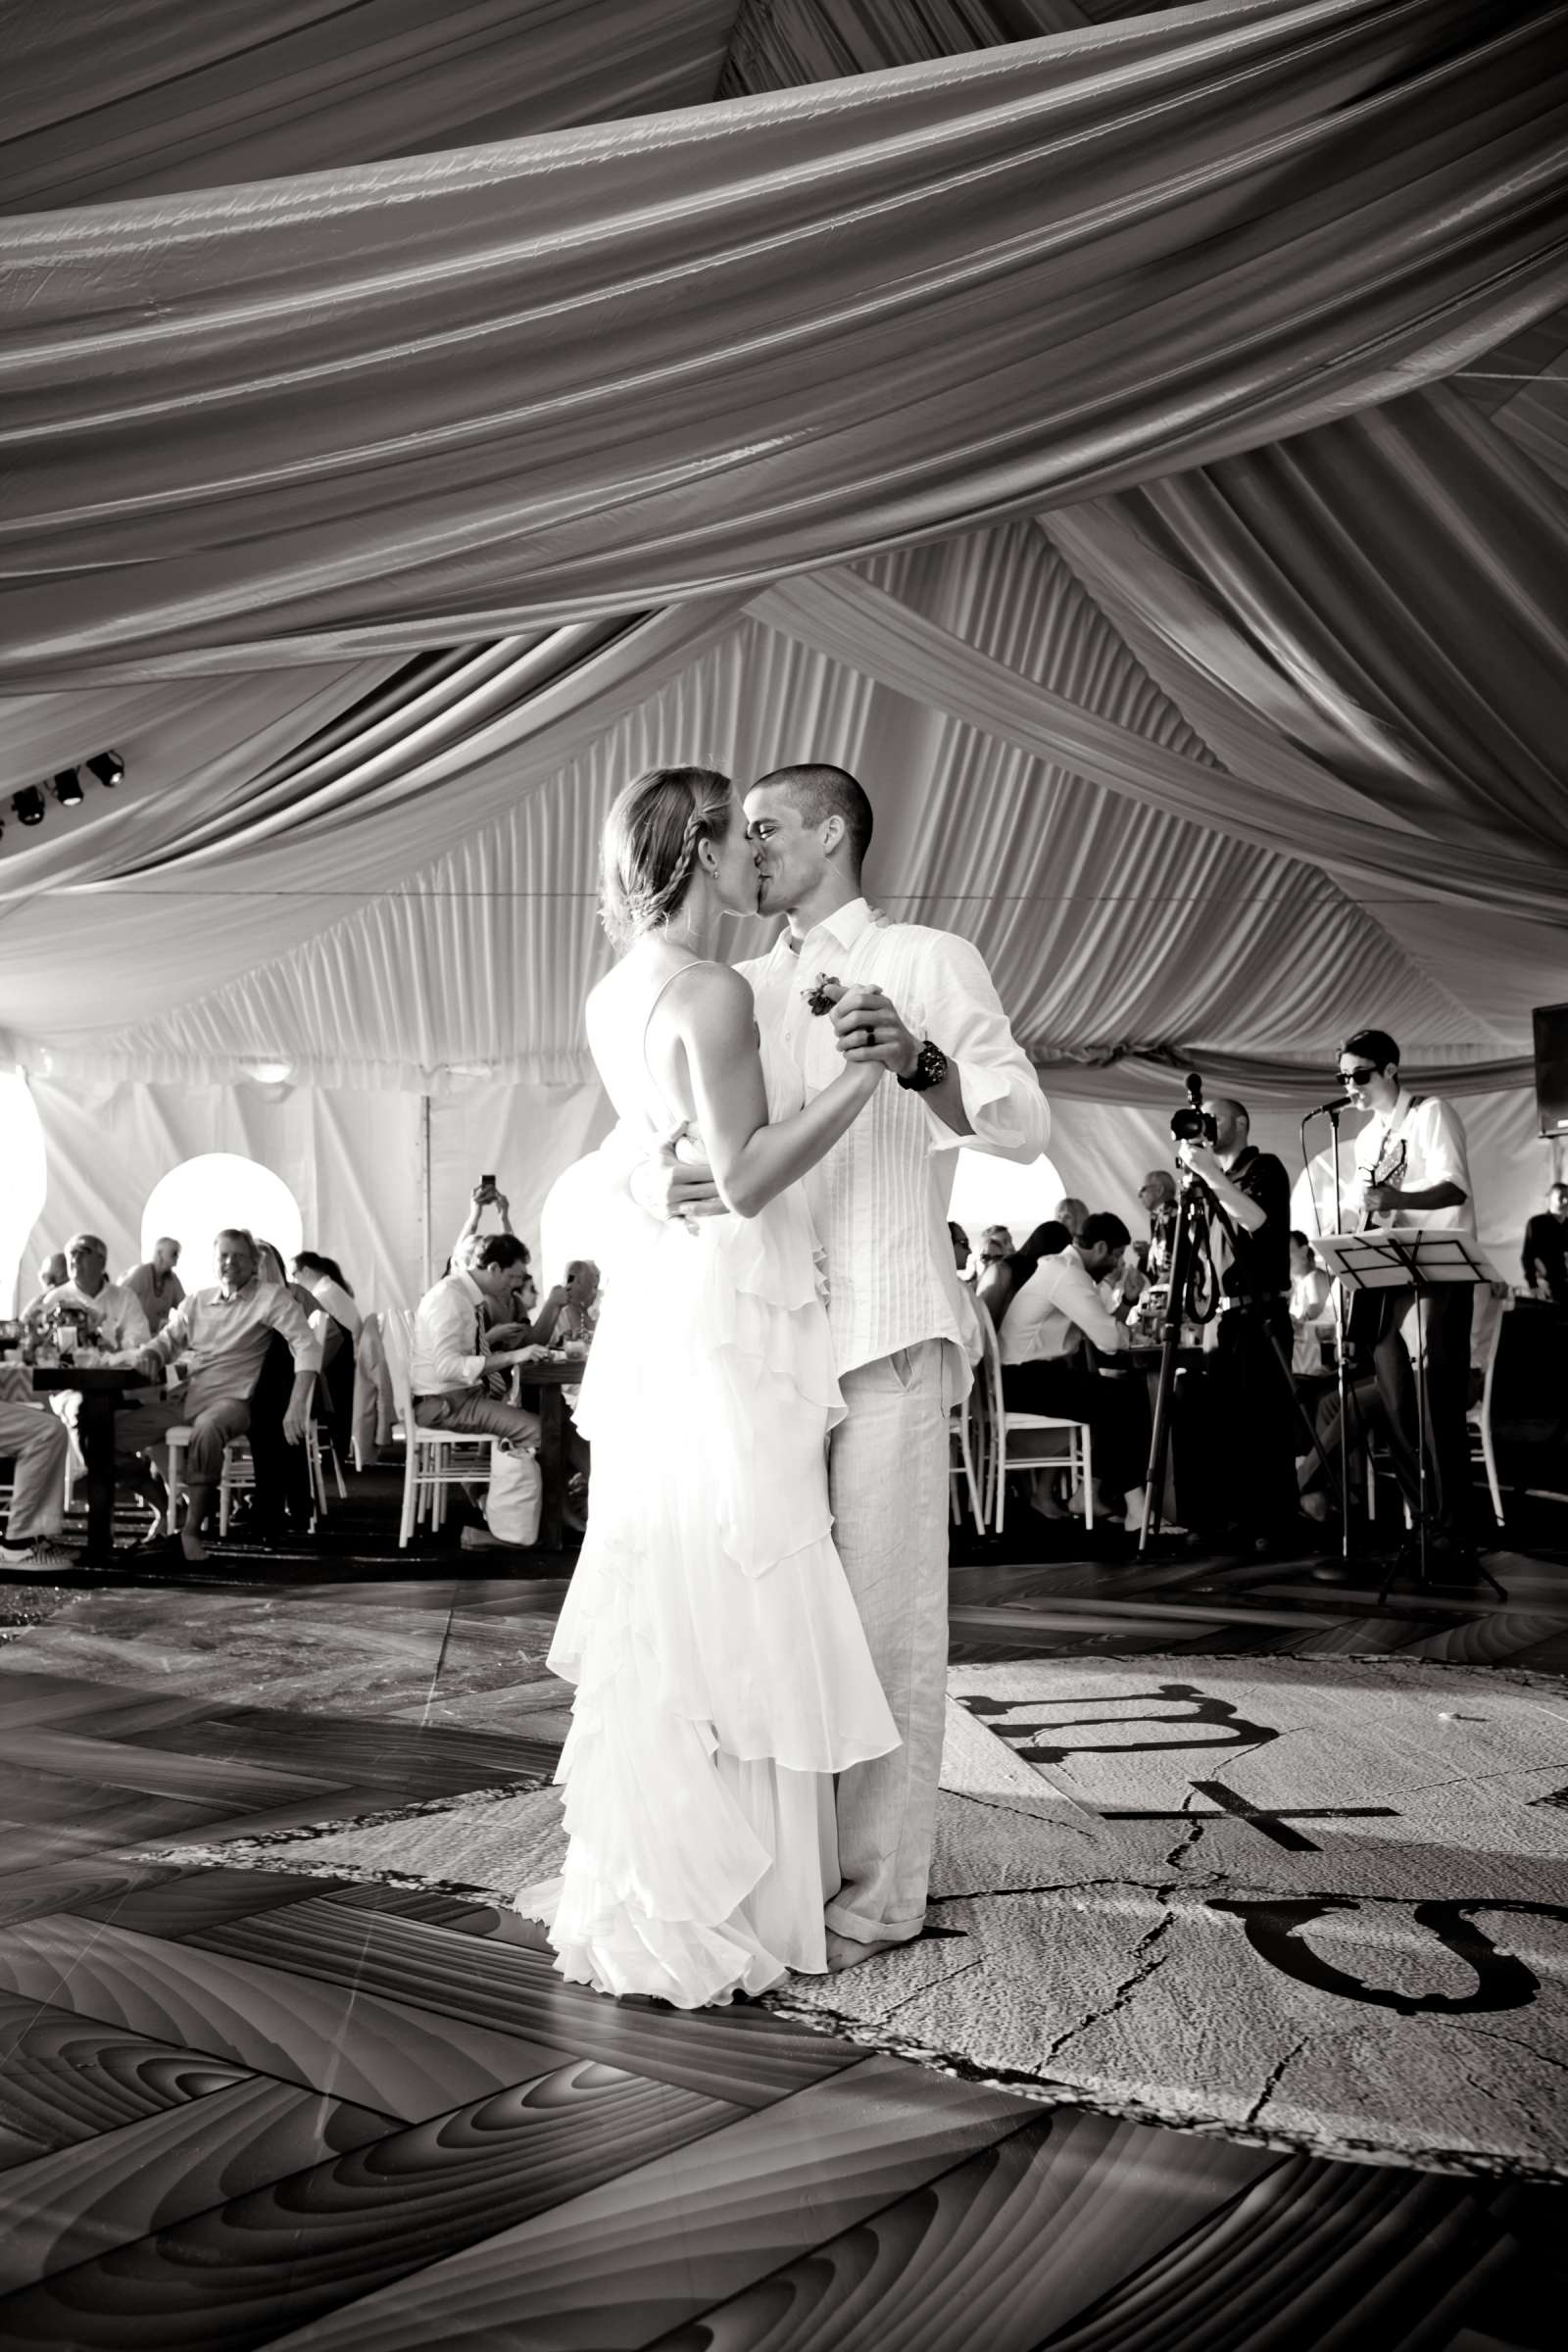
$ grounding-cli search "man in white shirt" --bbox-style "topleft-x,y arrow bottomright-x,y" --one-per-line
36,1234 -> 151,1358
1341,1027 -> 1477,1553
984,1211 -> 1151,1526
410,1234 -> 541,1450
129,1229 -> 321,1564
643,761 -> 1050,1969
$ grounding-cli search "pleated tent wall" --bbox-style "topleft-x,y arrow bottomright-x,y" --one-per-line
3,0 -> 1566,1303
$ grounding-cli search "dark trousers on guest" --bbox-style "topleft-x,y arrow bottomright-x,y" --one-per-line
1214,1305 -> 1299,1537
1003,1357 -> 1151,1498
1366,1281 -> 1474,1538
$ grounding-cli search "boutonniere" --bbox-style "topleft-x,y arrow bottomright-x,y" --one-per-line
803,973 -> 843,1016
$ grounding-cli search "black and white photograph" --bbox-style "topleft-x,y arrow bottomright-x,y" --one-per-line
0,1 -> 1566,2344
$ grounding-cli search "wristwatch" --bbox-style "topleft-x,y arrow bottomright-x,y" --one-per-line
896,1039 -> 950,1093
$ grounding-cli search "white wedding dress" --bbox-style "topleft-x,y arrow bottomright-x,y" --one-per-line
514,958 -> 900,2008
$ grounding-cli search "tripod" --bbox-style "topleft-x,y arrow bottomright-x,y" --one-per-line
1139,1165 -> 1333,1554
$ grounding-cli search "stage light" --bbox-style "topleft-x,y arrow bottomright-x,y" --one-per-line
86,750 -> 124,788
13,788 -> 45,827
52,768 -> 83,807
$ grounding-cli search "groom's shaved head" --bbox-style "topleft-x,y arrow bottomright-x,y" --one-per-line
752,764 -> 873,871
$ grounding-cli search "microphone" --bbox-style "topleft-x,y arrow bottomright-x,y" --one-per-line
1302,1095 -> 1352,1119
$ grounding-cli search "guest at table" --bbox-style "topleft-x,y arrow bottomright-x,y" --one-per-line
410,1236 -> 542,1450
121,1238 -> 184,1336
292,1251 -> 361,1341
1522,1182 -> 1568,1305
21,1252 -> 68,1322
1139,1169 -> 1179,1280
978,1225 -> 1013,1273
126,1228 -> 321,1566
1289,1231 -> 1335,1376
1054,1197 -> 1089,1242
293,1251 -> 361,1455
484,1245 -> 586,1351
257,1240 -> 318,1320
35,1235 -> 151,1359
0,1391 -> 74,1573
984,1213 -> 1151,1529
948,1221 -> 972,1278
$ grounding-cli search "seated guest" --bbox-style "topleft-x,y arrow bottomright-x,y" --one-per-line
257,1240 -> 318,1320
121,1237 -> 184,1336
21,1251 -> 68,1321
947,1220 -> 971,1277
126,1228 -> 321,1565
978,1219 -> 1070,1332
410,1235 -> 542,1451
1523,1182 -> 1568,1304
293,1251 -> 361,1456
0,1396 -> 74,1573
1054,1197 -> 1089,1243
34,1234 -> 151,1357
1139,1170 -> 1179,1279
984,1212 -> 1151,1528
486,1249 -> 589,1350
978,1224 -> 1014,1274
555,1260 -> 601,1343
292,1251 -> 361,1341
1289,1232 -> 1335,1376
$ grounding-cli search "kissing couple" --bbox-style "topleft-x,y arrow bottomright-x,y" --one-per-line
514,761 -> 1049,2007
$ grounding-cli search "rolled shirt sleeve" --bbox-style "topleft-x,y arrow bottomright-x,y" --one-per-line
418,1279 -> 487,1393
1416,1098 -> 1470,1202
909,932 -> 1051,1164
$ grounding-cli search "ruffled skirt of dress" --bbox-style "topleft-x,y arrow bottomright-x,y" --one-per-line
514,1189 -> 900,2009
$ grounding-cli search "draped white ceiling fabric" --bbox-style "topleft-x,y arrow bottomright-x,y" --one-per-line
3,0 -> 1565,1190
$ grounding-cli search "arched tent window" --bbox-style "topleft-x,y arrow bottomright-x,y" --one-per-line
0,1071 -> 48,1314
947,1146 -> 1064,1262
142,1154 -> 303,1290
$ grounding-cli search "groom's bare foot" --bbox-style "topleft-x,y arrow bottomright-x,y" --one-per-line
823,1929 -> 902,1973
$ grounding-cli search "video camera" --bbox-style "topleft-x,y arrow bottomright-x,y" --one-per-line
1169,1070 -> 1218,1151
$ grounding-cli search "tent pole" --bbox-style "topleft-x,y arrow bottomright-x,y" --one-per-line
420,1094 -> 433,1292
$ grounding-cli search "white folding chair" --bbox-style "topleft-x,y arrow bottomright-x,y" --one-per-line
949,1385 -> 984,1530
383,1307 -> 496,1547
1469,1293 -> 1512,1529
976,1298 -> 1093,1535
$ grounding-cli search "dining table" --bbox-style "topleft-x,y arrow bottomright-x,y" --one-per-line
511,1350 -> 588,1554
1,1359 -> 158,1566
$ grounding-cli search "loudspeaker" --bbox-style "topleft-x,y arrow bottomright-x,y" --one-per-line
1532,1002 -> 1568,1137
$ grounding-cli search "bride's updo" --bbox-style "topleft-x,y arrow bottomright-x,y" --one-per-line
600,765 -> 734,948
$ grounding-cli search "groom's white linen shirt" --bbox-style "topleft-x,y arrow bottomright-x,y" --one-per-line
410,1268 -> 489,1396
741,899 -> 1050,1390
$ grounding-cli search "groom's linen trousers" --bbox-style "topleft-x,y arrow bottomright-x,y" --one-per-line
824,1339 -> 952,1946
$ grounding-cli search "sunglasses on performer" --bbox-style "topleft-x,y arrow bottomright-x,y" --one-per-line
1338,1065 -> 1379,1087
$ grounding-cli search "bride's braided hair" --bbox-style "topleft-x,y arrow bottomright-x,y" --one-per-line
600,765 -> 734,949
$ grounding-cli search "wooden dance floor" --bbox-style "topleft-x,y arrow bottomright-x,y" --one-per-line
0,1477 -> 1563,2348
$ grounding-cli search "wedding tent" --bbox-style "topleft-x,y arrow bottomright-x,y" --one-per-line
3,0 -> 1566,1309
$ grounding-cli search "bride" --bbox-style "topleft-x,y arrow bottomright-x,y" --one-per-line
514,765 -> 900,2008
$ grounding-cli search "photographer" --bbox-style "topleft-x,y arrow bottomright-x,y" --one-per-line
1177,1097 -> 1298,1551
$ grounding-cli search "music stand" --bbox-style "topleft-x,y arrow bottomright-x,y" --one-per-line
1315,1230 -> 1506,1601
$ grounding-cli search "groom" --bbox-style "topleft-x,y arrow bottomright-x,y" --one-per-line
644,762 -> 1050,1969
